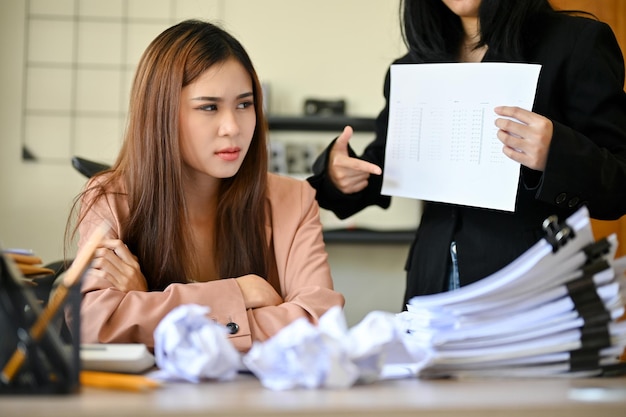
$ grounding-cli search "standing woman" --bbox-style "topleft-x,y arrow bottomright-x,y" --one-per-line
68,20 -> 344,352
308,0 -> 626,304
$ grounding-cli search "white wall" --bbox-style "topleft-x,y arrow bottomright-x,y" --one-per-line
0,0 -> 412,325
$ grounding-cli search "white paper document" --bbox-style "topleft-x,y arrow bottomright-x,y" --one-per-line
388,207 -> 626,378
381,63 -> 542,211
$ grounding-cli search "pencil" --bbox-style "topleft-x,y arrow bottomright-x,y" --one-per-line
80,371 -> 161,392
0,221 -> 110,384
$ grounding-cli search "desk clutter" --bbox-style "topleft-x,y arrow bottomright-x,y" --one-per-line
1,208 -> 625,394
394,206 -> 626,379
0,250 -> 80,394
0,223 -> 108,394
147,206 -> 625,390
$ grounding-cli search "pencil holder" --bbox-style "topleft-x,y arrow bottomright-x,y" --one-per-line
0,252 -> 80,394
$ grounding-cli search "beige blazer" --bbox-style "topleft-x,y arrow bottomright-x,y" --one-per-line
77,173 -> 345,352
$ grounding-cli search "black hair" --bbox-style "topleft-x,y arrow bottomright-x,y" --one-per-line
399,0 -> 554,62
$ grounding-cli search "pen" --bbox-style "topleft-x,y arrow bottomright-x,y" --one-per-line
0,221 -> 110,384
80,371 -> 161,392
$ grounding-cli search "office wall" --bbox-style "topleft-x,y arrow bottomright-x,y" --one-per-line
0,0 -> 413,325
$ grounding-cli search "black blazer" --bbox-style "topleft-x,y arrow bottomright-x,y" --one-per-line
308,12 -> 626,304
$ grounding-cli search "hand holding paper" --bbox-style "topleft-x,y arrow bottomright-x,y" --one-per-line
382,62 -> 541,211
494,105 -> 554,171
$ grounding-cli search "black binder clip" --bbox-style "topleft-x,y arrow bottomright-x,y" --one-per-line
582,237 -> 612,265
542,214 -> 576,253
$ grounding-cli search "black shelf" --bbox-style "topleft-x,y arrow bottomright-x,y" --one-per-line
323,229 -> 414,244
267,115 -> 376,132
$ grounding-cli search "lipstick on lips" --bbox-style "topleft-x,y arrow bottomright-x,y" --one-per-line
216,147 -> 241,161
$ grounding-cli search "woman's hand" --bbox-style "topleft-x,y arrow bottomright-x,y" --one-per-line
235,274 -> 283,309
494,106 -> 553,171
90,239 -> 147,292
328,126 -> 382,194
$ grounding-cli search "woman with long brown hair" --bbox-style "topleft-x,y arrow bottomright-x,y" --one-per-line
69,19 -> 344,352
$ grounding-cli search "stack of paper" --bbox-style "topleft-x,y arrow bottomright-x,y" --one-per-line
396,207 -> 626,378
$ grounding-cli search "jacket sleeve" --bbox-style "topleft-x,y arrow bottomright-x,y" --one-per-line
537,21 -> 626,219
245,179 -> 345,343
78,178 -> 344,353
77,185 -> 252,352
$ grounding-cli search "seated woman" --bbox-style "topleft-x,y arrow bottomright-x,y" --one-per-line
67,19 -> 344,352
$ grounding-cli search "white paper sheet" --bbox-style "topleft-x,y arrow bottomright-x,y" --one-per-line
381,63 -> 541,211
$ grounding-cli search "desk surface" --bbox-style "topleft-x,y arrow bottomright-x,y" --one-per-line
2,374 -> 626,417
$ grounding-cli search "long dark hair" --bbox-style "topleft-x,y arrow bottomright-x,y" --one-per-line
69,20 -> 269,290
399,0 -> 555,62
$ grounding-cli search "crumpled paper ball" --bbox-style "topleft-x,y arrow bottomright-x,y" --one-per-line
152,304 -> 241,383
242,306 -> 409,390
243,309 -> 359,390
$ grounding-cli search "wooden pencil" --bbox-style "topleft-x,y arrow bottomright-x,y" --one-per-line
80,371 -> 161,392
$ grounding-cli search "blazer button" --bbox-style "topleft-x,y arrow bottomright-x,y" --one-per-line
226,322 -> 239,334
568,197 -> 580,208
555,193 -> 567,204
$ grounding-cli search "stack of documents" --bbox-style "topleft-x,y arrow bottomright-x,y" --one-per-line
397,207 -> 626,378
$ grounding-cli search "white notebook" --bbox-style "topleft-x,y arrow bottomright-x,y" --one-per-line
80,343 -> 155,374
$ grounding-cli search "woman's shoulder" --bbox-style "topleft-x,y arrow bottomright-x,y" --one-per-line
79,171 -> 129,231
525,11 -> 617,61
267,172 -> 313,192
534,11 -> 613,41
266,173 -> 315,204
392,53 -> 417,65
82,171 -> 126,205
85,171 -> 121,190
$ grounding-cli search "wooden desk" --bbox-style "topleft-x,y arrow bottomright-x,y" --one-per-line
1,374 -> 625,417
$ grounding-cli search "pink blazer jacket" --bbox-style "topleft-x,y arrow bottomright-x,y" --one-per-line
76,173 -> 345,352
